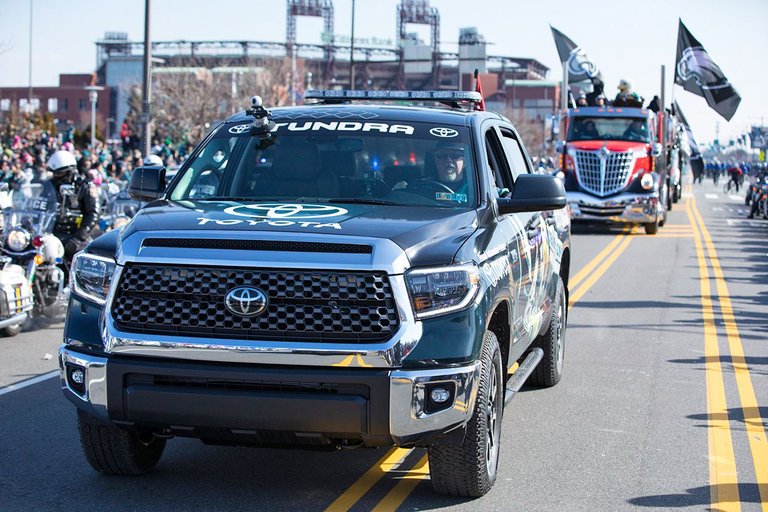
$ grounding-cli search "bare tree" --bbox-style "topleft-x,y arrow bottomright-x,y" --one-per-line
505,108 -> 548,160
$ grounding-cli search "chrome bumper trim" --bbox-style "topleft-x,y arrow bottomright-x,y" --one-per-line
59,346 -> 109,420
0,312 -> 27,329
390,361 -> 481,439
567,190 -> 659,223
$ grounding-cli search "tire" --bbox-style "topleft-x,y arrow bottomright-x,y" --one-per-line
0,322 -> 24,337
529,275 -> 567,387
644,221 -> 658,235
673,185 -> 680,204
77,410 -> 166,475
428,330 -> 503,497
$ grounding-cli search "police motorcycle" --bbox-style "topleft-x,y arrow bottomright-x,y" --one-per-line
0,181 -> 68,333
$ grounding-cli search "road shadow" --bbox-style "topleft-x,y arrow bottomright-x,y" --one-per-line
628,483 -> 764,509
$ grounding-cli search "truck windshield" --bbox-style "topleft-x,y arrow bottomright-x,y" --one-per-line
168,120 -> 476,208
567,116 -> 651,143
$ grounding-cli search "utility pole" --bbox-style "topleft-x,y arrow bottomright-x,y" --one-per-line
350,0 -> 356,90
28,0 -> 33,112
141,0 -> 152,158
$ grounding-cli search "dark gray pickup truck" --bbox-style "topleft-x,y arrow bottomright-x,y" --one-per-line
60,90 -> 571,497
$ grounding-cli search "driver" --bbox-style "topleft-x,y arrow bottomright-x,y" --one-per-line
43,150 -> 100,267
433,142 -> 468,195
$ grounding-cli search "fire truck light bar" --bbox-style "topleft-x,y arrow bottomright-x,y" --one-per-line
304,90 -> 484,102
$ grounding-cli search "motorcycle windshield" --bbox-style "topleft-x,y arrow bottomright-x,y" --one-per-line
3,183 -> 58,235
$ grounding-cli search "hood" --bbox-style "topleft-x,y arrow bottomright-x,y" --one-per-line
566,140 -> 650,153
121,199 -> 479,268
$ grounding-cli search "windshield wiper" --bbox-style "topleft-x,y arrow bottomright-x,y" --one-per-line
327,198 -> 399,206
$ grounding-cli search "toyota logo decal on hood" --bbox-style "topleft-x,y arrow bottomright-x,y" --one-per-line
223,203 -> 348,220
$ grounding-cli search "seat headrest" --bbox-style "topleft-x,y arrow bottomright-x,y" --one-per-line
272,143 -> 321,180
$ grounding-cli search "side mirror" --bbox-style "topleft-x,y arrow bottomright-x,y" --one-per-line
497,174 -> 566,215
129,165 -> 166,201
651,143 -> 663,158
0,182 -> 8,192
555,140 -> 566,154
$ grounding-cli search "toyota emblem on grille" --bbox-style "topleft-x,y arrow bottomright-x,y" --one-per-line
225,286 -> 268,317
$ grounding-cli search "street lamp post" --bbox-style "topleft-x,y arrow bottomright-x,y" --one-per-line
84,85 -> 104,150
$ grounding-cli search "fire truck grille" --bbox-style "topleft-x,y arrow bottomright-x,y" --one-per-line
574,150 -> 635,197
111,264 -> 400,343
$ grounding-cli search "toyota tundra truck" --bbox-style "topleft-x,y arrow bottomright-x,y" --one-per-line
60,90 -> 571,497
557,106 -> 665,234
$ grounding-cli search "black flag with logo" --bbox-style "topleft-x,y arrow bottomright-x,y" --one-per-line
675,19 -> 740,121
672,100 -> 704,178
550,26 -> 600,84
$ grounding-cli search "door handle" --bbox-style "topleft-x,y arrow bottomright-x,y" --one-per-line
546,216 -> 556,226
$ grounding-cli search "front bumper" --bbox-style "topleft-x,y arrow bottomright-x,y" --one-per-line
59,345 -> 480,447
567,190 -> 659,223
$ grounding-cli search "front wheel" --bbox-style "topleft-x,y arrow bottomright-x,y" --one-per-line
0,322 -> 24,337
644,221 -> 659,235
77,410 -> 166,475
428,330 -> 503,497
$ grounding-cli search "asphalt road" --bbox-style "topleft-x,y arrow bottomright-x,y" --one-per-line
1,178 -> 766,511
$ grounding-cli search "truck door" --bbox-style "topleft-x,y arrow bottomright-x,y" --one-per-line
497,126 -> 549,342
483,126 -> 529,346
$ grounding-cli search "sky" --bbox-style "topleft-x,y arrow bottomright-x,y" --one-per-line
0,0 -> 766,146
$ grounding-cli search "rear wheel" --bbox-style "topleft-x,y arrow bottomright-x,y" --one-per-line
530,275 -> 567,387
428,330 -> 503,497
77,410 -> 166,475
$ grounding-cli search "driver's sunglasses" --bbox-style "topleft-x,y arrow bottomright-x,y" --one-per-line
435,151 -> 464,161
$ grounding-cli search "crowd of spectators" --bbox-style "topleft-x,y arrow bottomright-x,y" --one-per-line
0,119 -> 194,189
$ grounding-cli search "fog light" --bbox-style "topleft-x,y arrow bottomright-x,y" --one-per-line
430,387 -> 451,403
66,364 -> 86,396
71,369 -> 85,385
424,382 -> 456,414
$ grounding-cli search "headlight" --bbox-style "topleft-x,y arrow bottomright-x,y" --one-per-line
71,253 -> 116,305
640,172 -> 654,190
7,227 -> 31,251
405,263 -> 480,319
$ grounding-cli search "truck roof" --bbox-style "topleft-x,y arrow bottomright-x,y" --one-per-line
224,104 -> 504,127
568,106 -> 654,119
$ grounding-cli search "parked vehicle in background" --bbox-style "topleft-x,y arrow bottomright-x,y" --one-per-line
60,90 -> 571,498
556,106 -> 666,234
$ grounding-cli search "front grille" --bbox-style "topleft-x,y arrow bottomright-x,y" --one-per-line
111,263 -> 399,343
574,150 -> 634,197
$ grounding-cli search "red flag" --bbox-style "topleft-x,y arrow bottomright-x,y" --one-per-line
474,69 -> 486,111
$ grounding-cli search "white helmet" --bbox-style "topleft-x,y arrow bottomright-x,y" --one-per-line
143,154 -> 163,166
47,150 -> 77,173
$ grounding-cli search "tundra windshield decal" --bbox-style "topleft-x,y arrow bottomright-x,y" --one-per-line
271,121 -> 414,135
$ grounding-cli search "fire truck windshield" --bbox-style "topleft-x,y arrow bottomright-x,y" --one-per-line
567,117 -> 651,143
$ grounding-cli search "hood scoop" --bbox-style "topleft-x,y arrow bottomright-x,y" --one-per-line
141,238 -> 373,254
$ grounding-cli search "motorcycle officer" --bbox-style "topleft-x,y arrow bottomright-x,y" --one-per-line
44,150 -> 100,267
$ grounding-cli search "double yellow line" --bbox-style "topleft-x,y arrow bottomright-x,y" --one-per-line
324,225 -> 639,511
686,196 -> 768,511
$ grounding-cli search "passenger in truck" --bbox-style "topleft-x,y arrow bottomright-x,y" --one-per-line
623,120 -> 649,141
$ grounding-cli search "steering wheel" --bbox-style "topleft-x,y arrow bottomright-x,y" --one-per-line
406,179 -> 455,196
